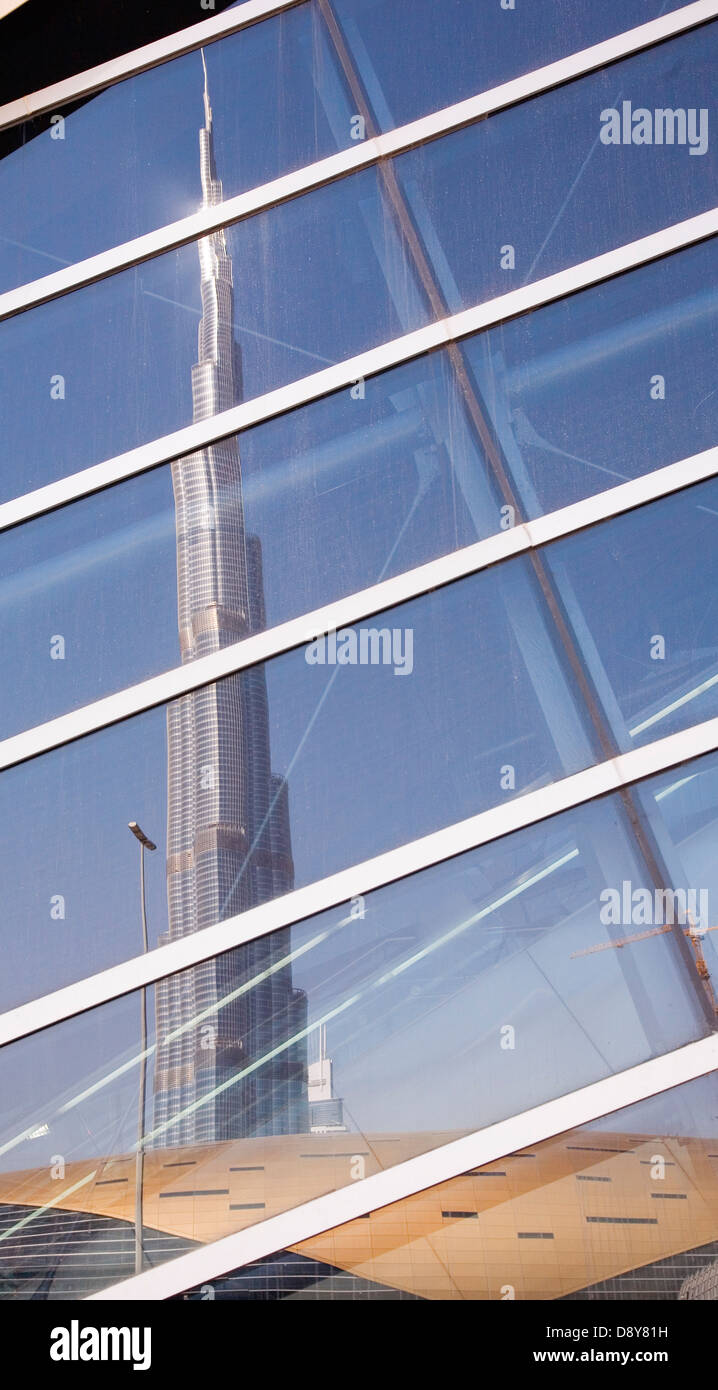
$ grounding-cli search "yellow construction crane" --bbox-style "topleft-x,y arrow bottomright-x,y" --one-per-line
571,917 -> 718,1014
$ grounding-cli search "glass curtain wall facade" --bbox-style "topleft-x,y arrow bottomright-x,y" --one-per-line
0,0 -> 717,1301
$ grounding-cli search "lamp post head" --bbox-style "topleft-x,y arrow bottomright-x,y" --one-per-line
128,821 -> 157,852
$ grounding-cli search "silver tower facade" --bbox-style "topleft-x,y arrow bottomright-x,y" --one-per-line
153,59 -> 309,1145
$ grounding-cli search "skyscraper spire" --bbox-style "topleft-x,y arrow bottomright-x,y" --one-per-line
201,47 -> 212,136
198,47 -> 224,215
152,58 -> 308,1148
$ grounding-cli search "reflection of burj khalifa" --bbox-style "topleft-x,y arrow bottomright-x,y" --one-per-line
153,57 -> 308,1146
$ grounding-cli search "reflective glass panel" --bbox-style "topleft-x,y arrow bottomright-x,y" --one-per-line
396,24 -> 717,312
3,238 -> 717,740
467,235 -> 718,515
171,1072 -> 718,1301
4,25 -> 714,502
335,0 -> 693,131
637,750 -> 718,983
546,477 -> 718,748
0,791 -> 710,1298
0,164 -> 430,501
0,3 -> 355,292
0,561 -> 601,1011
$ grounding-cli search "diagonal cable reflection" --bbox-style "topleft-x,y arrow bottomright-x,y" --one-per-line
0,845 -> 579,1226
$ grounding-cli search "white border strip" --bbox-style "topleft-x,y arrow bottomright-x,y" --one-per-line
0,1 -> 30,18
2,206 -> 717,533
3,709 -> 718,1050
1,439 -> 716,776
87,1032 -> 718,1299
0,0 -> 302,129
1,1 -> 716,319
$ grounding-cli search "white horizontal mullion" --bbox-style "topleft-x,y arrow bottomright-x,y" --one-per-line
0,439 -> 716,774
1,207 -> 717,535
3,709 -> 718,1050
1,0 -> 716,320
87,1032 -> 718,1300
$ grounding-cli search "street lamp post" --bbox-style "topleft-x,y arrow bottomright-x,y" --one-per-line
128,821 -> 156,1278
